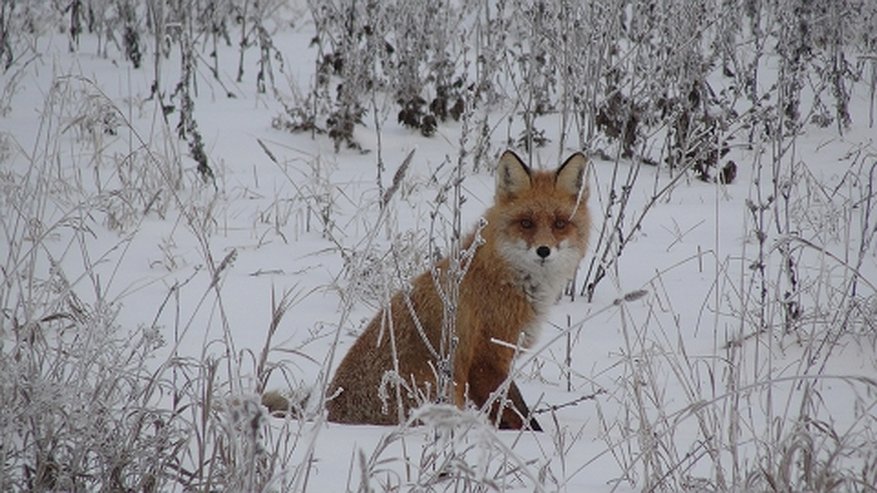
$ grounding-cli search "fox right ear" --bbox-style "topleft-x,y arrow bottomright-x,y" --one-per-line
496,150 -> 531,200
555,152 -> 589,199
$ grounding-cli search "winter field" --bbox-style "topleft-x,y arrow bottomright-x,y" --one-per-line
2,1 -> 877,491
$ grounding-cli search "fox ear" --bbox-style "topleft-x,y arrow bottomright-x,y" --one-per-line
555,152 -> 589,199
496,150 -> 532,199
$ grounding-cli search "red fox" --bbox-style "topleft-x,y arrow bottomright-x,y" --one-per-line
325,150 -> 590,430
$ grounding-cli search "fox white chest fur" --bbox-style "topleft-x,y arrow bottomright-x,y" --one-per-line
499,237 -> 581,309
497,236 -> 581,345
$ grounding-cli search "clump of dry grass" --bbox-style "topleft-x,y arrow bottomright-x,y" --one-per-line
0,63 -> 314,491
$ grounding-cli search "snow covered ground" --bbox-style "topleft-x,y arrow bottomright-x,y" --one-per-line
2,2 -> 876,491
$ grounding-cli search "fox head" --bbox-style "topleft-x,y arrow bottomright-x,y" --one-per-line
485,150 -> 591,309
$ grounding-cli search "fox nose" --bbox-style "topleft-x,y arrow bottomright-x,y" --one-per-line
536,246 -> 551,259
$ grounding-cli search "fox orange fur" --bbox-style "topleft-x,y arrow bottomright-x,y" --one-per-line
326,150 -> 590,430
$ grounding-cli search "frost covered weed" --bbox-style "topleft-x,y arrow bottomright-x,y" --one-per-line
0,137 -> 185,491
342,230 -> 427,310
0,305 -> 186,491
0,78 -> 297,493
351,404 -> 544,492
0,174 -> 305,491
21,73 -> 186,233
589,142 -> 877,491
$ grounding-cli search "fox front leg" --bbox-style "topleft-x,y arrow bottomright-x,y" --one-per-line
505,380 -> 542,431
467,360 -> 541,431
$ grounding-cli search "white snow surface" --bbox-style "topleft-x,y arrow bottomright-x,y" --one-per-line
2,7 -> 876,492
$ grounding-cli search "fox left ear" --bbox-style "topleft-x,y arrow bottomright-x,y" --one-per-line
496,150 -> 532,200
555,152 -> 589,200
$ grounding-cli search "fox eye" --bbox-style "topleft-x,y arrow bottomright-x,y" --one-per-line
520,218 -> 535,229
554,218 -> 568,230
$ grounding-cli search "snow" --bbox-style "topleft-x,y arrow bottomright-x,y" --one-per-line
2,3 -> 876,491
